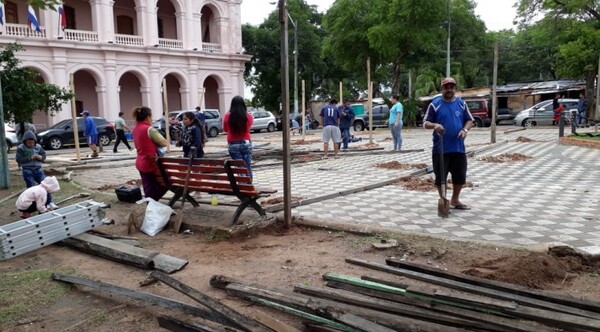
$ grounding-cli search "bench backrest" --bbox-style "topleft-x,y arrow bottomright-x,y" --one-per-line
156,157 -> 259,197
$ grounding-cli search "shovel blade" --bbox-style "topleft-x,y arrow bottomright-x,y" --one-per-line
438,198 -> 450,218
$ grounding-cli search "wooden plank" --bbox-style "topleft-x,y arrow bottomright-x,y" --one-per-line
251,310 -> 302,332
60,237 -> 154,270
150,271 -> 270,332
326,281 -> 551,332
315,306 -> 396,332
62,234 -> 188,273
157,316 -> 237,332
294,284 -> 502,331
387,257 -> 600,314
347,258 -> 600,331
51,274 -> 220,321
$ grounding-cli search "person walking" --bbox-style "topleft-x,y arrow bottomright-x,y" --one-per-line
15,130 -> 58,210
389,95 -> 404,151
577,91 -> 588,127
180,111 -> 205,158
223,96 -> 254,181
82,109 -> 100,157
113,111 -> 134,153
339,99 -> 355,150
423,77 -> 474,210
320,99 -> 342,158
552,94 -> 560,125
131,106 -> 169,201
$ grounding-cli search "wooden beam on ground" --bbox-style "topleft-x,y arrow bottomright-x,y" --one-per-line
251,310 -> 303,332
387,258 -> 600,314
150,271 -> 271,332
157,316 -> 238,332
61,233 -> 188,273
346,258 -> 600,331
315,306 -> 396,332
51,273 -> 219,320
265,168 -> 429,213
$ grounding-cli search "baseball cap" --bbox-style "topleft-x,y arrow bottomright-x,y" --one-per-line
81,109 -> 90,116
441,77 -> 456,87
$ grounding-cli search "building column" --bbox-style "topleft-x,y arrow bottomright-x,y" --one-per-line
103,52 -> 119,119
103,0 -> 116,43
218,87 -> 232,117
217,18 -> 229,53
175,11 -> 186,48
149,56 -> 162,119
90,0 -> 104,42
95,84 -> 107,120
228,0 -> 243,53
140,86 -> 152,108
145,0 -> 159,46
52,49 -> 70,124
42,7 -> 57,39
192,12 -> 201,50
188,65 -> 199,107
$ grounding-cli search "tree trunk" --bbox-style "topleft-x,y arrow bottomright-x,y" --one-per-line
586,70 -> 596,121
391,60 -> 401,94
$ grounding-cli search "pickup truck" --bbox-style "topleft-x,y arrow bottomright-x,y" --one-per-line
351,104 -> 390,131
464,99 -> 490,127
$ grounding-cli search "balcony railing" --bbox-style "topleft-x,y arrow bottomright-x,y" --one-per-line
64,29 -> 98,43
158,38 -> 183,49
5,23 -> 46,38
202,43 -> 222,53
114,34 -> 143,46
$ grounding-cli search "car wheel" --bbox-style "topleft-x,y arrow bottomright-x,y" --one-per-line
523,119 -> 536,128
208,127 -> 219,137
48,137 -> 63,150
354,122 -> 364,132
473,118 -> 483,127
99,134 -> 110,146
267,123 -> 275,132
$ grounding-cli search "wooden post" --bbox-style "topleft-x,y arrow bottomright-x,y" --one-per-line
367,57 -> 373,144
162,78 -> 171,152
408,69 -> 412,99
69,74 -> 81,162
339,81 -> 343,104
491,42 -> 498,144
596,53 -> 600,122
0,79 -> 9,188
302,79 -> 306,140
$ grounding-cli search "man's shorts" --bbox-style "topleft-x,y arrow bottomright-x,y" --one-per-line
87,135 -> 99,145
432,152 -> 467,186
322,125 -> 341,143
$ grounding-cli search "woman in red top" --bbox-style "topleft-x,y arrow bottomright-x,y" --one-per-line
132,106 -> 169,201
223,96 -> 254,180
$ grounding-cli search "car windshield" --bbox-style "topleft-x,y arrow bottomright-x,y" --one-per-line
48,119 -> 71,129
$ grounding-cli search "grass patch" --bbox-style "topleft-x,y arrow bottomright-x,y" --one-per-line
0,268 -> 75,325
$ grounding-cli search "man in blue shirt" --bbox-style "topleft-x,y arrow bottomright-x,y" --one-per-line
82,109 -> 99,158
389,95 -> 404,151
339,99 -> 355,150
423,77 -> 474,211
319,99 -> 341,158
577,91 -> 588,127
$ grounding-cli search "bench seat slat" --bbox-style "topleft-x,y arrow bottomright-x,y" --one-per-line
164,172 -> 250,183
169,178 -> 258,195
161,164 -> 249,175
160,157 -> 246,167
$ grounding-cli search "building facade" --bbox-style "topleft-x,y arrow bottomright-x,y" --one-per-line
0,0 -> 247,129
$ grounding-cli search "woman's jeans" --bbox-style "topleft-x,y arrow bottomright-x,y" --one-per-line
340,127 -> 351,149
390,124 -> 402,151
228,141 -> 253,180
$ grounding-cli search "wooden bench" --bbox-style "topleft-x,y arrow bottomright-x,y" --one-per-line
156,157 -> 276,225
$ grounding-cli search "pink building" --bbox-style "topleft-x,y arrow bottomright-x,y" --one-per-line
0,0 -> 248,129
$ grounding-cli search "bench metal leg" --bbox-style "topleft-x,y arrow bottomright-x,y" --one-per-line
230,198 -> 266,226
168,190 -> 199,208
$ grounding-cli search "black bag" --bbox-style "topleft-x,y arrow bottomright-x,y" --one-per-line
115,185 -> 142,203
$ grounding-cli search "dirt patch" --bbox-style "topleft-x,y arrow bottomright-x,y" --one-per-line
516,136 -> 536,143
396,176 -> 436,191
380,137 -> 392,142
260,195 -> 305,206
44,168 -> 67,176
291,139 -> 320,145
94,179 -> 140,191
375,161 -> 428,170
293,155 -> 321,162
361,142 -> 380,148
478,153 -> 532,163
462,246 -> 600,289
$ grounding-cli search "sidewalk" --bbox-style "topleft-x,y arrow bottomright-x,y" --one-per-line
68,127 -> 600,255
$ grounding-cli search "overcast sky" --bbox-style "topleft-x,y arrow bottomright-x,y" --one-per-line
241,0 -> 518,32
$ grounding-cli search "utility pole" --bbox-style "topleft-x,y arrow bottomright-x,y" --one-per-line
491,42 -> 498,144
301,79 -> 306,141
162,78 -> 171,152
289,14 -> 298,115
279,0 -> 292,228
0,79 -> 9,188
69,74 -> 81,162
596,54 -> 600,122
367,57 -> 373,144
446,0 -> 451,77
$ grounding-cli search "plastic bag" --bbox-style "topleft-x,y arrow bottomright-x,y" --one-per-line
137,197 -> 173,236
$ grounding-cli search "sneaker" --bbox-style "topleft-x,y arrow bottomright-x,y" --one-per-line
47,202 -> 59,210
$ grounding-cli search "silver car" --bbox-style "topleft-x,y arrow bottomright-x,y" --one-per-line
514,98 -> 578,127
4,124 -> 18,152
249,110 -> 277,132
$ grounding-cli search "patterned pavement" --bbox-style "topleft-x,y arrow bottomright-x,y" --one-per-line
67,127 -> 600,254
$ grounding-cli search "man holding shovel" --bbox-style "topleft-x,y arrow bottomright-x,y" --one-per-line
423,77 -> 474,215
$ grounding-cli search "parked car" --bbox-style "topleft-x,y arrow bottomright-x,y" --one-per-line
514,99 -> 578,127
249,110 -> 277,132
495,108 -> 516,125
153,109 -> 222,138
352,104 -> 390,131
464,99 -> 491,127
36,117 -> 115,150
4,124 -> 18,152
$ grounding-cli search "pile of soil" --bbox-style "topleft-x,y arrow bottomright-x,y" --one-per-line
44,168 -> 67,176
478,153 -> 532,163
95,179 -> 139,191
396,176 -> 436,191
380,137 -> 392,142
516,136 -> 536,142
462,246 -> 600,289
292,139 -> 320,145
361,142 -> 380,148
293,155 -> 321,162
260,195 -> 304,206
375,161 -> 428,170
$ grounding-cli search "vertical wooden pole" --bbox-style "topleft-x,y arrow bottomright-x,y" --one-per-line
0,79 -> 9,188
162,78 -> 171,152
596,54 -> 600,122
491,42 -> 498,144
339,81 -> 343,104
301,79 -> 306,140
408,69 -> 412,99
367,57 -> 373,144
69,74 -> 81,162
279,0 -> 292,228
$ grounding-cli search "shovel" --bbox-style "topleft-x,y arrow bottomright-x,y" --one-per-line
173,147 -> 195,234
437,133 -> 450,218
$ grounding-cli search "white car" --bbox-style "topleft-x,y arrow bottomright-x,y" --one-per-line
249,110 -> 277,133
514,98 -> 579,127
4,124 -> 18,152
